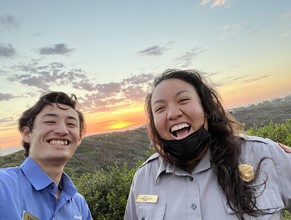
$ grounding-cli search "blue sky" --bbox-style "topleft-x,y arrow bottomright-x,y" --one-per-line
0,0 -> 291,149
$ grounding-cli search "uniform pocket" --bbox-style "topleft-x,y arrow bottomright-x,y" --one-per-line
223,188 -> 284,214
137,203 -> 166,220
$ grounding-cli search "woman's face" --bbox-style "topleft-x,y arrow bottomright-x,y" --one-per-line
151,78 -> 207,141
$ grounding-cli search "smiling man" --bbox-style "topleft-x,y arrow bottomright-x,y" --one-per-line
0,91 -> 92,220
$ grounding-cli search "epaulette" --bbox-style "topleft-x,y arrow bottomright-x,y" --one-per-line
139,153 -> 160,168
239,134 -> 269,144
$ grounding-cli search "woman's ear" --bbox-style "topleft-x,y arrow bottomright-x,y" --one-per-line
21,126 -> 31,143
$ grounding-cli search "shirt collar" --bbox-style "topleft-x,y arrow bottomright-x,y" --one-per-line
20,157 -> 77,197
20,157 -> 53,190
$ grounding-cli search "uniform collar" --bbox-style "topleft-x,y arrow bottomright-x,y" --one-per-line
155,148 -> 211,183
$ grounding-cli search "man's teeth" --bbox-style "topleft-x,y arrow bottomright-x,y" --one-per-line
49,140 -> 68,146
171,123 -> 189,132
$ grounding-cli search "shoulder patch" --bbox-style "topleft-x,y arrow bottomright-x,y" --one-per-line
140,153 -> 159,168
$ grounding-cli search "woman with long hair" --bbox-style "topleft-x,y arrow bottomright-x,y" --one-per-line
124,69 -> 291,220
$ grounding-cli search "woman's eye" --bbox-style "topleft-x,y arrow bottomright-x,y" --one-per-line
155,106 -> 164,113
179,98 -> 190,103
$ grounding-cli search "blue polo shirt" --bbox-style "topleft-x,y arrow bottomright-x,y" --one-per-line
0,157 -> 92,220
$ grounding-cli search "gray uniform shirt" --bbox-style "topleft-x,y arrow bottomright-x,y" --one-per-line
124,135 -> 291,220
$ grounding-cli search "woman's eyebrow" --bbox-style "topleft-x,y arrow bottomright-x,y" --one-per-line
152,90 -> 190,105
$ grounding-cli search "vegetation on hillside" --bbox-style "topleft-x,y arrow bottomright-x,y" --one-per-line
231,95 -> 291,129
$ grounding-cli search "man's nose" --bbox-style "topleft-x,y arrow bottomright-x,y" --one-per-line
54,122 -> 69,135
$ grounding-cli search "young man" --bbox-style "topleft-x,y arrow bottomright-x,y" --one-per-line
0,91 -> 92,220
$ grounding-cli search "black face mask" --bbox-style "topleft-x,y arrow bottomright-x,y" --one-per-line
161,124 -> 211,162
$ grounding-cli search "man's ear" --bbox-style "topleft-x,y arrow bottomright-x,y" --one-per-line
77,133 -> 83,146
21,126 -> 32,143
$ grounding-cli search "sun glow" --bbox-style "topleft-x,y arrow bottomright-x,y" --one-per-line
108,121 -> 134,129
84,103 -> 147,135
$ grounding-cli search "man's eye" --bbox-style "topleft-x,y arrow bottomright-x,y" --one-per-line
45,121 -> 55,125
67,123 -> 78,127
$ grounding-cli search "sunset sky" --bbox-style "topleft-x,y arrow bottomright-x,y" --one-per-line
1,0 -> 291,150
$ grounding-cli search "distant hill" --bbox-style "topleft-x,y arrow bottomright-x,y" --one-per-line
231,95 -> 291,129
1,95 -> 290,177
0,126 -> 152,177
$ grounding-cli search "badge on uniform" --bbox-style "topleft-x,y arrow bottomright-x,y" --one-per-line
136,195 -> 158,203
22,210 -> 39,220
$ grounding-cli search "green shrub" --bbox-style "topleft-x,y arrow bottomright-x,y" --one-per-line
73,162 -> 142,220
247,119 -> 291,146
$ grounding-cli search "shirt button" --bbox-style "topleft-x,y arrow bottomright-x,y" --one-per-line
190,177 -> 194,181
141,217 -> 145,220
50,185 -> 54,190
191,203 -> 197,210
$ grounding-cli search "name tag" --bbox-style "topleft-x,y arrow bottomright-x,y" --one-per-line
136,195 -> 158,203
22,211 -> 39,220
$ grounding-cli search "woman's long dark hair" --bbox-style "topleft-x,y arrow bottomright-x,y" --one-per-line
145,69 -> 267,219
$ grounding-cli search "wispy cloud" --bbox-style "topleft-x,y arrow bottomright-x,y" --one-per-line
137,46 -> 168,56
244,75 -> 270,83
280,32 -> 291,39
0,15 -> 19,32
0,93 -> 14,101
200,0 -> 227,8
5,59 -> 155,113
72,79 -> 96,92
280,11 -> 291,20
39,43 -> 75,55
7,61 -> 86,91
174,47 -> 204,68
220,23 -> 261,39
81,73 -> 154,112
214,74 -> 271,88
0,44 -> 16,58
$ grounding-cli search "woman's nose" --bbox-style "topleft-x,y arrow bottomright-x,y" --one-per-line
167,105 -> 182,120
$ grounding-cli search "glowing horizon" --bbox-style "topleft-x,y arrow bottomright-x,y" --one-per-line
2,92 -> 290,149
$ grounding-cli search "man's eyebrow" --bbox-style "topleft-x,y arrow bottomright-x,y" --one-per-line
42,113 -> 57,118
42,113 -> 78,121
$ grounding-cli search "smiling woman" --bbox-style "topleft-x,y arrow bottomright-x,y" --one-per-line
124,69 -> 291,220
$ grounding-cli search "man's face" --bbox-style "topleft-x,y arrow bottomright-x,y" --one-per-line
22,103 -> 82,166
